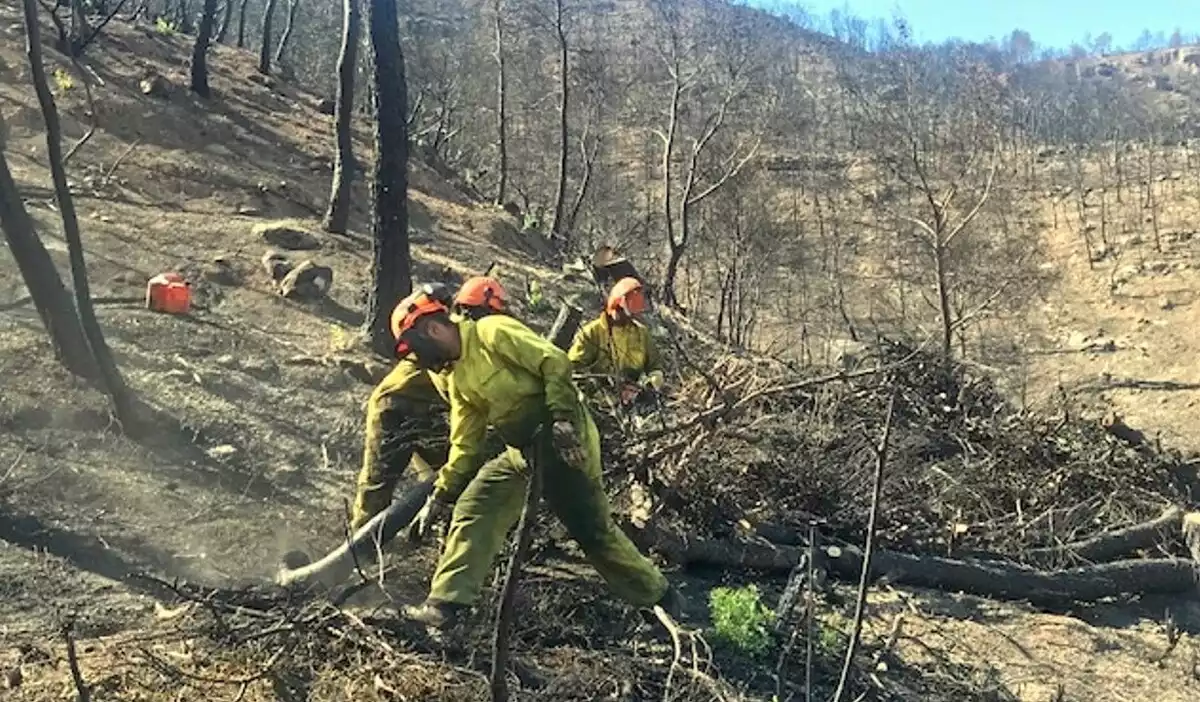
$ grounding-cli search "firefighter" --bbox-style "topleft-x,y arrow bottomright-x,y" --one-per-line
349,278 -> 512,531
391,290 -> 679,627
569,276 -> 665,405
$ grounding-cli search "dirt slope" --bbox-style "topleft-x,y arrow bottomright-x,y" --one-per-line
1,9 -> 1200,702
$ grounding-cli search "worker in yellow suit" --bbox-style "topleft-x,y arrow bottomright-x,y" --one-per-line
349,277 -> 512,531
390,288 -> 679,627
570,277 -> 665,405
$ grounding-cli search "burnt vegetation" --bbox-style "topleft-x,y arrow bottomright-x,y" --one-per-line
6,0 -> 1200,700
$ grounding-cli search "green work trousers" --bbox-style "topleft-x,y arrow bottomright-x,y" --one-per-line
427,409 -> 668,608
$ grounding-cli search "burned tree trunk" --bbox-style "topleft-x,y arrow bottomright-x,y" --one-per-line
492,0 -> 508,206
0,121 -> 96,379
215,0 -> 232,43
22,0 -> 138,430
273,0 -> 299,66
235,0 -> 248,47
637,526 -> 1200,607
548,0 -> 568,241
257,0 -> 278,74
322,0 -> 358,234
362,0 -> 411,357
190,0 -> 218,97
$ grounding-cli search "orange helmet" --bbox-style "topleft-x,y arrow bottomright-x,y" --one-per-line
389,284 -> 452,356
454,276 -> 508,314
606,277 -> 647,317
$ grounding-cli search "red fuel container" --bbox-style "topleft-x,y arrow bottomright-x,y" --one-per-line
146,272 -> 191,315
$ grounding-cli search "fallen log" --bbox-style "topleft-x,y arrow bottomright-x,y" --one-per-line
637,526 -> 1200,606
1022,505 -> 1184,567
755,505 -> 1186,569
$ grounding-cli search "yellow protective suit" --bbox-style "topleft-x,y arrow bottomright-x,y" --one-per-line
351,359 -> 450,530
568,314 -> 664,388
426,315 -> 668,608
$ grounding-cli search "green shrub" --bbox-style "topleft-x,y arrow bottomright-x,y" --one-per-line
708,584 -> 776,657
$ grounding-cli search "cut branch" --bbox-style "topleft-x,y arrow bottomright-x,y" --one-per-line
490,444 -> 543,702
636,527 -> 1200,606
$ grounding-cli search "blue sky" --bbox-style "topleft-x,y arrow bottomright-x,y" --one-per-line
745,0 -> 1196,52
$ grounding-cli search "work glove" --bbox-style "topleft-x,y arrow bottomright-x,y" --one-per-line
406,492 -> 452,543
551,419 -> 588,468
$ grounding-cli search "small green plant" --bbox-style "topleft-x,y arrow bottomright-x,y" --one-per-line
52,68 -> 74,94
708,584 -> 776,657
155,17 -> 178,35
526,278 -> 552,314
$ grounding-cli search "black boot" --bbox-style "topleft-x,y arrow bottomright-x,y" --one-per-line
403,599 -> 470,629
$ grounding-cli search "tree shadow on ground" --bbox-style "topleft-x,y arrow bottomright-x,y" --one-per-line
0,507 -> 216,599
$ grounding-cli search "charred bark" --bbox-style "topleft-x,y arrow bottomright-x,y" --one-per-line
215,0 -> 232,43
273,0 -> 299,66
235,0 -> 248,47
22,0 -> 139,430
492,0 -> 508,206
637,526 -> 1200,607
362,0 -> 411,356
190,0 -> 218,97
257,0 -> 277,74
0,132 -> 96,379
322,0 -> 358,234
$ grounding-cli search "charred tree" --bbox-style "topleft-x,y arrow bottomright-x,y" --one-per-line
273,0 -> 299,66
22,0 -> 138,429
257,0 -> 278,74
322,0 -> 359,234
362,0 -> 412,356
215,0 -> 233,43
492,0 -> 508,205
0,118 -> 96,379
190,0 -> 218,97
235,0 -> 248,47
548,0 -> 569,241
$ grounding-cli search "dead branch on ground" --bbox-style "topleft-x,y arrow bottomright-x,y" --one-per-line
62,617 -> 90,702
491,446 -> 543,702
833,390 -> 896,702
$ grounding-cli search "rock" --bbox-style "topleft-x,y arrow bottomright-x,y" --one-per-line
237,205 -> 262,216
253,221 -> 321,250
213,354 -> 238,368
1159,296 -> 1176,311
139,73 -> 170,98
278,260 -> 333,301
262,249 -> 292,281
4,666 -> 20,690
205,444 -> 238,460
315,98 -> 336,115
1146,260 -> 1171,275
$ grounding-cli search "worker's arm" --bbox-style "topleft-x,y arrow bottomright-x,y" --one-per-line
433,385 -> 489,502
480,317 -> 577,420
642,326 -> 665,389
567,320 -> 600,371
